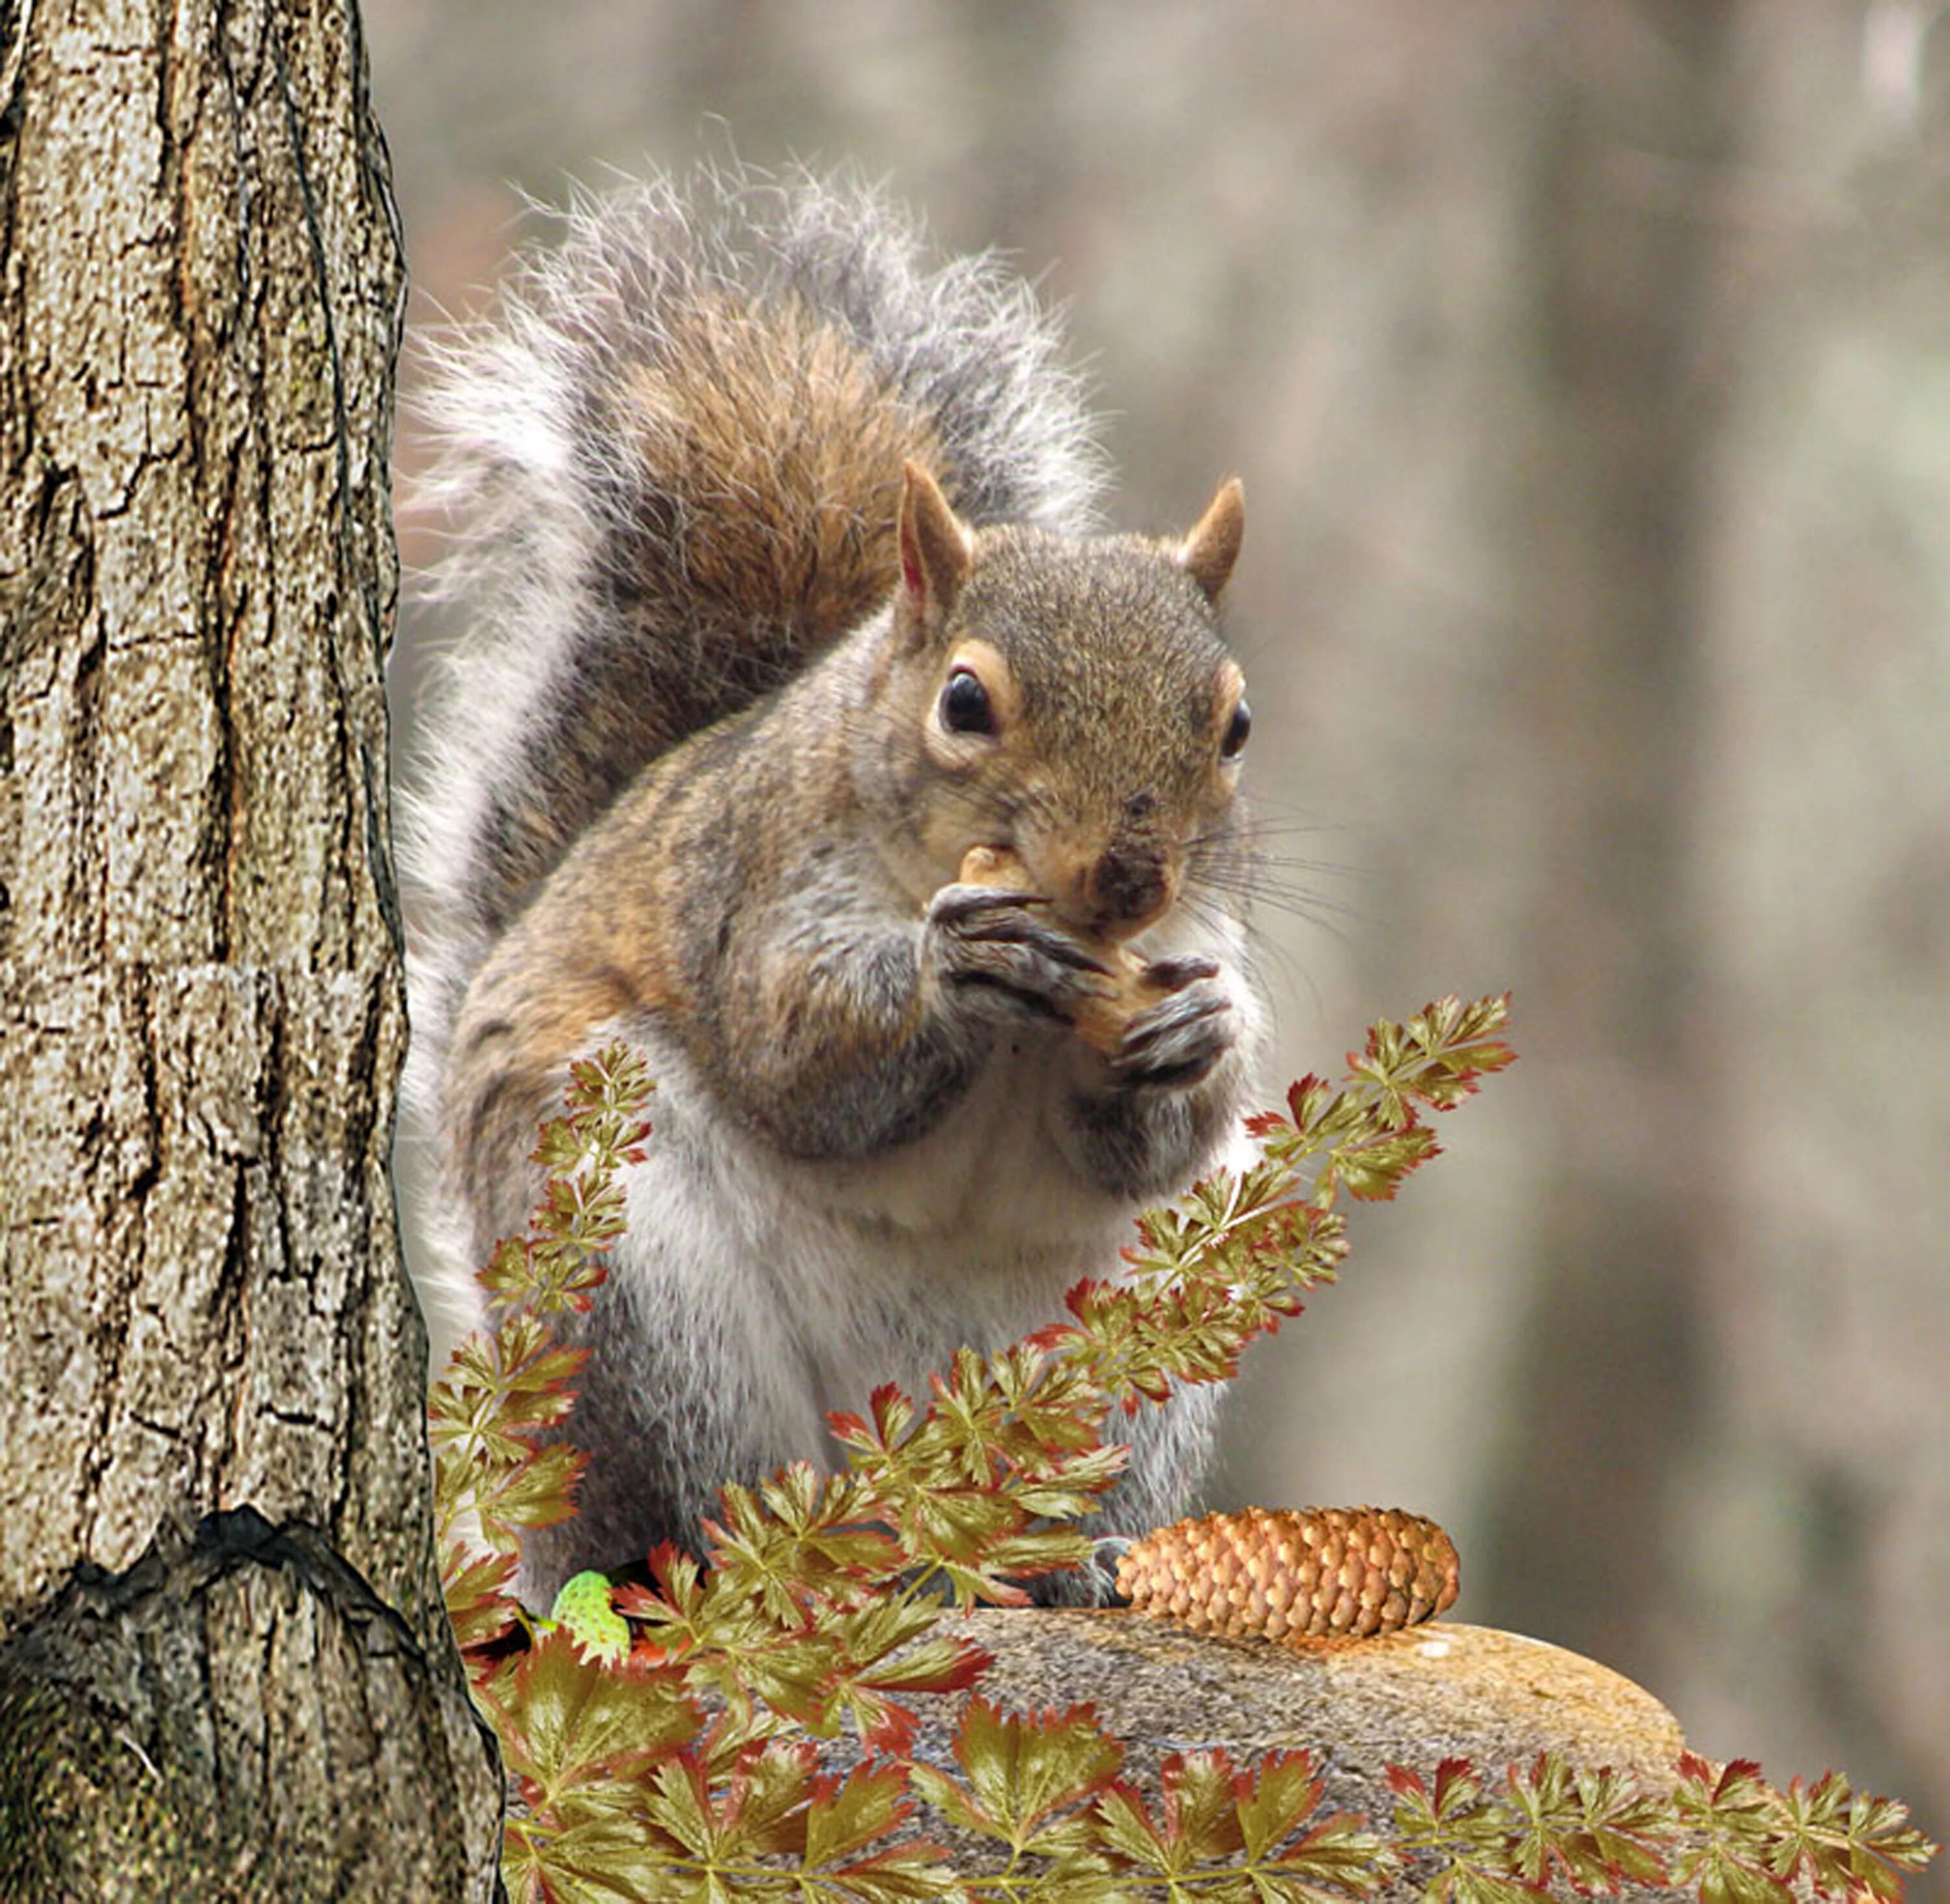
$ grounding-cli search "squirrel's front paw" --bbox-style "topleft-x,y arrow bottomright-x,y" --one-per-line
1102,961 -> 1236,1090
927,883 -> 1114,1027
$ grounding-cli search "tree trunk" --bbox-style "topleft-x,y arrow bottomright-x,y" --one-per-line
0,0 -> 501,1894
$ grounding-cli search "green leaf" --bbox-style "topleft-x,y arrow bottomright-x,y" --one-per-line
550,1570 -> 633,1666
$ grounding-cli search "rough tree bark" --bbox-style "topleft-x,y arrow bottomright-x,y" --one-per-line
0,0 -> 501,1895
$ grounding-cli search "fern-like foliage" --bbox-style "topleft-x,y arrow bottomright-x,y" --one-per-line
426,1000 -> 1938,1901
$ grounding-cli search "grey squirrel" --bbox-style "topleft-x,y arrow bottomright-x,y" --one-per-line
398,167 -> 1266,1604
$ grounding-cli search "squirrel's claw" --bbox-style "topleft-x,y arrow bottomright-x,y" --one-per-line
928,883 -> 1113,974
1104,976 -> 1234,1089
1139,952 -> 1221,992
929,881 -> 1117,1023
930,883 -> 1048,921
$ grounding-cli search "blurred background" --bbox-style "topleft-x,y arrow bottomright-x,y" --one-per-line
370,0 -> 1950,1853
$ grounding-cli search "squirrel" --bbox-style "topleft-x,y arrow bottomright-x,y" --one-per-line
397,166 -> 1266,1606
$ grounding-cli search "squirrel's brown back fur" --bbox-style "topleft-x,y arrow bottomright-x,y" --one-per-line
404,167 -> 1103,987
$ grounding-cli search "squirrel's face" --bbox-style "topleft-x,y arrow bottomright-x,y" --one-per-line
885,465 -> 1250,946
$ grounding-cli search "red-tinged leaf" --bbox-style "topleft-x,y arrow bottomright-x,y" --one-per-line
431,1325 -> 580,1421
935,1561 -> 1032,1609
822,1593 -> 948,1667
802,1762 -> 913,1869
900,1483 -> 1025,1567
1504,1758 -> 1670,1890
1432,1757 -> 1484,1814
693,1703 -> 800,1785
1093,1781 -> 1176,1875
1421,1868 -> 1546,1904
971,1526 -> 1097,1579
618,1540 -> 743,1654
753,1463 -> 889,1551
1263,1810 -> 1401,1898
1386,1764 -> 1429,1800
809,1842 -> 963,1903
1848,1790 -> 1938,1883
502,1812 -> 679,1904
826,1407 -> 870,1446
1342,996 -> 1516,1131
1061,1278 -> 1131,1327
642,1753 -> 718,1860
905,1760 -> 1004,1842
870,1382 -> 918,1447
911,1754 -> 1110,1871
1710,1758 -> 1768,1798
439,1540 -> 521,1654
1754,1770 -> 1937,1899
1284,1074 -> 1334,1131
477,1235 -> 537,1304
453,1008 -> 1540,1899
1007,1446 -> 1130,1518
712,1738 -> 823,1860
1674,1758 -> 1779,1848
1682,1853 -> 1795,1904
487,1628 -> 701,1806
952,1698 -> 1126,1851
1154,1750 -> 1247,1864
430,1323 -> 588,1479
837,1688 -> 922,1758
1388,1754 -> 1531,1899
852,1632 -> 991,1699
1494,1752 -> 1658,1894
716,1632 -> 842,1732
1234,1750 -> 1324,1859
1665,1761 -> 1800,1904
703,1470 -> 893,1629
1321,1125 -> 1441,1205
475,1440 -> 586,1537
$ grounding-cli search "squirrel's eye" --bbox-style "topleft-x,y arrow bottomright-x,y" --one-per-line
939,666 -> 996,737
1221,698 -> 1252,761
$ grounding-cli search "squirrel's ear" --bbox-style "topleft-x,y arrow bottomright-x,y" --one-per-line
896,462 -> 973,643
1178,478 -> 1245,604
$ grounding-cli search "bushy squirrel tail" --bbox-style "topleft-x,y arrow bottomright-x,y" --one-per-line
398,164 -> 1104,1003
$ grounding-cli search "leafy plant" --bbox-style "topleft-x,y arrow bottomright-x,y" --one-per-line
427,999 -> 1938,1900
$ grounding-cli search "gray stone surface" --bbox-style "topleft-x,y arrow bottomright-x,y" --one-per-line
916,1611 -> 1693,1897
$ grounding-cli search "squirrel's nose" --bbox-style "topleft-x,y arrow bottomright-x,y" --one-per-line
1085,843 -> 1176,938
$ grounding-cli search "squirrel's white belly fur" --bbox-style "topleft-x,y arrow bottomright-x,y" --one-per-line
606,1021 -> 1150,1446
417,997 -> 1240,1551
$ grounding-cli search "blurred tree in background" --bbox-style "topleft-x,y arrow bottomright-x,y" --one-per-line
373,0 -> 1950,1847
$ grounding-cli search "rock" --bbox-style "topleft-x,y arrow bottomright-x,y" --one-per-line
917,1611 -> 1693,1898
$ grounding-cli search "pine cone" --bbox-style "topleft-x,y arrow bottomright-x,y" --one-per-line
1115,1506 -> 1460,1644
